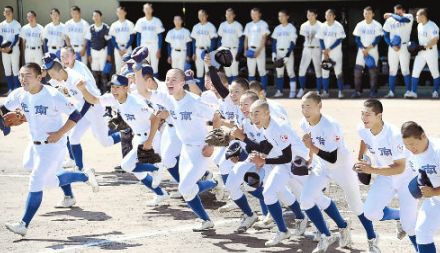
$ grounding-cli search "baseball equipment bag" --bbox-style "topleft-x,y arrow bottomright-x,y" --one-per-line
137,145 -> 162,164
205,128 -> 231,146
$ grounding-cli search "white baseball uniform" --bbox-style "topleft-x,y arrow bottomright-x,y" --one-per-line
244,20 -> 270,77
134,16 -> 165,74
316,21 -> 346,78
353,19 -> 383,67
109,19 -> 135,72
20,23 -> 44,65
359,122 -> 417,235
0,19 -> 21,77
218,20 -> 243,78
165,27 -> 191,70
299,20 -> 322,78
65,19 -> 91,64
272,23 -> 297,78
412,20 -> 440,79
191,22 -> 218,78
43,22 -> 67,54
383,14 -> 413,76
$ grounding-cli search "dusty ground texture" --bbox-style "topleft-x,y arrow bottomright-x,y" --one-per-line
1,98 -> 439,253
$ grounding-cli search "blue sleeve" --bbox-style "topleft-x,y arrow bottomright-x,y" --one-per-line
354,36 -> 364,49
238,36 -> 244,54
10,34 -> 19,47
186,42 -> 192,57
86,40 -> 91,56
286,41 -> 295,57
192,39 -> 196,55
391,14 -> 410,23
217,36 -> 222,47
384,31 -> 391,46
136,32 -> 141,47
43,38 -> 48,53
127,34 -> 135,48
112,36 -> 119,50
371,35 -> 381,47
329,38 -> 342,50
271,39 -> 277,54
209,38 -> 216,52
0,35 -> 3,44
167,43 -> 171,56
79,101 -> 91,117
68,109 -> 82,123
319,39 -> 325,50
157,33 -> 163,49
107,40 -> 113,55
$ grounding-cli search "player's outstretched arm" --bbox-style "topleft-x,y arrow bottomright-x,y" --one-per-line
47,110 -> 80,143
355,158 -> 406,176
76,81 -> 99,104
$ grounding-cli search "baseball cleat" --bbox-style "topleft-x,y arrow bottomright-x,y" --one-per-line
293,216 -> 309,236
351,91 -> 361,98
55,196 -> 76,208
321,91 -> 329,98
368,235 -> 381,253
192,220 -> 214,232
395,220 -> 406,240
146,191 -> 169,206
288,90 -> 296,98
169,191 -> 182,199
265,230 -> 291,246
296,88 -> 305,98
273,90 -> 283,98
312,234 -> 338,253
218,200 -> 238,213
384,91 -> 395,98
236,213 -> 258,233
85,168 -> 99,192
5,221 -> 27,236
253,214 -> 275,230
113,165 -> 125,173
338,220 -> 352,248
432,91 -> 439,98
62,158 -> 76,169
338,91 -> 344,99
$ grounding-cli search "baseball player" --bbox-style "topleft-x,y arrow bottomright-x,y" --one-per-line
408,8 -> 439,99
300,92 -> 375,253
0,6 -> 21,93
402,121 -> 440,253
271,10 -> 297,98
244,8 -> 270,92
316,9 -> 346,99
110,6 -> 135,73
165,15 -> 192,71
352,6 -> 383,98
382,4 -> 414,98
2,63 -> 99,236
20,11 -> 43,66
65,6 -> 91,64
42,8 -> 68,55
217,8 -> 243,83
88,10 -> 112,94
134,3 -> 164,78
298,9 -> 322,98
354,99 -> 418,252
191,9 -> 218,87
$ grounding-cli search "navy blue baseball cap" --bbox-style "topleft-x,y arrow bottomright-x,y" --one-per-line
110,74 -> 129,86
41,53 -> 59,70
121,67 -> 134,77
122,52 -> 132,63
141,65 -> 154,77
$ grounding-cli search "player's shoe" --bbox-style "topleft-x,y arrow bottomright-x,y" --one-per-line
114,165 -> 125,173
192,220 -> 214,232
312,230 -> 322,241
312,234 -> 338,253
151,163 -> 166,188
403,90 -> 411,98
218,200 -> 239,213
296,88 -> 305,98
273,90 -> 283,98
265,230 -> 291,246
405,91 -> 417,99
202,170 -> 213,181
62,158 -> 76,169
146,191 -> 169,206
5,221 -> 27,236
338,91 -> 344,99
351,91 -> 361,98
212,185 -> 226,201
288,90 -> 296,98
338,220 -> 352,248
253,214 -> 275,230
395,220 -> 406,240
384,91 -> 395,98
321,91 -> 329,98
85,168 -> 99,192
236,213 -> 258,233
170,191 -> 182,199
55,196 -> 76,208
293,216 -> 309,236
432,91 -> 439,98
367,235 -> 381,253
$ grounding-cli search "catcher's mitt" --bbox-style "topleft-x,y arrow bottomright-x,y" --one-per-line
108,113 -> 129,131
205,128 -> 231,146
137,145 -> 162,164
3,111 -> 26,127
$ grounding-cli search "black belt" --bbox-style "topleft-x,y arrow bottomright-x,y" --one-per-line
278,48 -> 287,51
92,47 -> 106,51
168,123 -> 174,127
50,46 -> 59,50
119,44 -> 126,47
198,47 -> 207,49
33,141 -> 48,145
174,49 -> 183,52
250,46 -> 257,49
73,45 -> 80,47
136,133 -> 148,136
225,46 -> 237,49
307,46 -> 319,49
27,46 -> 41,50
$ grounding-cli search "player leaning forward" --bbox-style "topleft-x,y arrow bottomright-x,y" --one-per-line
1,63 -> 99,236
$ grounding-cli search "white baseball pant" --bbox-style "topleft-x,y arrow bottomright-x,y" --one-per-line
415,197 -> 440,244
91,48 -> 107,72
275,49 -> 295,78
355,47 -> 379,67
159,124 -> 181,169
24,47 -> 43,65
388,45 -> 411,76
171,48 -> 187,71
247,49 -> 266,77
144,43 -> 159,74
223,48 -> 239,77
299,47 -> 322,77
114,47 -> 132,73
322,50 -> 343,78
1,45 -> 20,76
412,49 -> 440,79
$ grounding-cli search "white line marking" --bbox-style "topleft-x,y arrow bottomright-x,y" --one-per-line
0,174 -> 29,178
0,174 -> 139,184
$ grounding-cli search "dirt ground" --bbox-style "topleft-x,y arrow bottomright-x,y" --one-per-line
1,98 -> 439,253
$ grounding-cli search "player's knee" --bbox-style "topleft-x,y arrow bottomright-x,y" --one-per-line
162,156 -> 177,169
401,220 -> 416,236
363,205 -> 382,222
300,191 -> 317,210
133,172 -> 148,181
178,183 -> 199,201
262,188 -> 278,206
416,227 -> 434,245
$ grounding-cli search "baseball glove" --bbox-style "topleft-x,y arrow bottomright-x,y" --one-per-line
407,41 -> 425,56
205,128 -> 231,146
3,111 -> 26,127
291,156 -> 309,176
321,58 -> 336,71
137,145 -> 162,164
273,58 -> 285,68
108,113 -> 129,132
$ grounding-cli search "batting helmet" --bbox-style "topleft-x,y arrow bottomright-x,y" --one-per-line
321,58 -> 335,71
291,156 -> 309,176
364,55 -> 376,68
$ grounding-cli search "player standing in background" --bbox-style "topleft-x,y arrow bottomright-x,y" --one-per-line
401,122 -> 440,253
298,9 -> 322,98
271,9 -> 297,98
316,9 -> 346,99
165,15 -> 192,71
191,9 -> 218,87
217,8 -> 243,84
244,8 -> 270,93
65,6 -> 91,64
0,6 -> 21,94
43,8 -> 68,55
134,3 -> 164,78
20,11 -> 43,66
383,4 -> 413,98
88,10 -> 112,94
110,6 -> 135,73
352,6 -> 383,98
408,8 -> 439,99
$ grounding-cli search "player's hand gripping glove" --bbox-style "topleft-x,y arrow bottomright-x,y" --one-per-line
137,145 -> 162,164
205,128 -> 231,146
